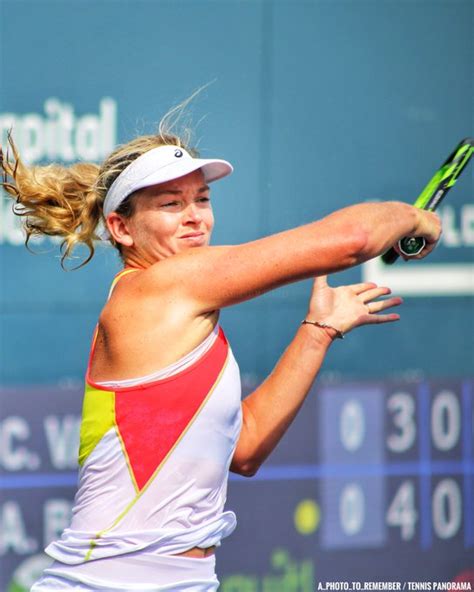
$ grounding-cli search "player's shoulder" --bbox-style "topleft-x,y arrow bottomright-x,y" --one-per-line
106,250 -> 209,304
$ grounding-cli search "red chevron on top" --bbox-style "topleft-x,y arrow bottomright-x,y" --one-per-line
114,328 -> 228,492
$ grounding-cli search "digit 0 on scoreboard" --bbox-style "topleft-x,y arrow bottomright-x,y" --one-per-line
318,385 -> 386,549
428,381 -> 473,550
431,476 -> 464,544
430,383 -> 463,461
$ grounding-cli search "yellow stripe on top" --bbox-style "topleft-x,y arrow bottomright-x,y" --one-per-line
79,384 -> 115,466
107,267 -> 140,299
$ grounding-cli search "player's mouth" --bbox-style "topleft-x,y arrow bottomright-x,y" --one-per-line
179,232 -> 206,245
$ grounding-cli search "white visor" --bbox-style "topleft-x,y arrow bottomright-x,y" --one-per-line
99,145 -> 233,240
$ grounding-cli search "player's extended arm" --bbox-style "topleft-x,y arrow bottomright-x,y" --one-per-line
143,201 -> 440,312
230,276 -> 403,476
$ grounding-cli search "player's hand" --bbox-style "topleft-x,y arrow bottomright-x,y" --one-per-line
305,275 -> 403,336
401,208 -> 442,260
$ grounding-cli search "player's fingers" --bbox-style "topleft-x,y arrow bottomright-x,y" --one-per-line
367,296 -> 403,314
360,286 -> 392,302
413,240 -> 438,260
314,275 -> 329,287
362,312 -> 401,324
350,282 -> 378,295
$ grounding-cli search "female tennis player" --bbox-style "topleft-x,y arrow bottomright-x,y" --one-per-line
1,122 -> 441,590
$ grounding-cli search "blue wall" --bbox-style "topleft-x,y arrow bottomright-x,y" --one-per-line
1,0 -> 472,384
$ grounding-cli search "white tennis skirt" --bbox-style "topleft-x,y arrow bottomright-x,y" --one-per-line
30,553 -> 219,591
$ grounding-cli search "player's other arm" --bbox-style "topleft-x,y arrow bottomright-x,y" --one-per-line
230,321 -> 333,476
230,276 -> 403,477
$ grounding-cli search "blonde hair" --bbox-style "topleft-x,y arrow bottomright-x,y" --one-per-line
0,101 -> 198,269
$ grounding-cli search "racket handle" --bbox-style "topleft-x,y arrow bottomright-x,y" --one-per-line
381,247 -> 400,265
399,236 -> 426,256
382,236 -> 427,264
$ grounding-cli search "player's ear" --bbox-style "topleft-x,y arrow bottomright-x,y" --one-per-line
106,213 -> 134,247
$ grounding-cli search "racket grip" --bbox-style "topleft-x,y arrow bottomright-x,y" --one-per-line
382,236 -> 427,264
399,236 -> 426,256
381,247 -> 400,265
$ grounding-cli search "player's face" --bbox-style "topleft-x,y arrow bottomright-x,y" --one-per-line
121,169 -> 214,264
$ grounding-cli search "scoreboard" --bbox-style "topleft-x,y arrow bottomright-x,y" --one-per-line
318,381 -> 472,551
1,378 -> 471,589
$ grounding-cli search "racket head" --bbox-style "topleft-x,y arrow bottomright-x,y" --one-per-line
413,137 -> 474,211
382,137 -> 474,265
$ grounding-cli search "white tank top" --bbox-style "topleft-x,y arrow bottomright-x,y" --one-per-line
44,270 -> 243,566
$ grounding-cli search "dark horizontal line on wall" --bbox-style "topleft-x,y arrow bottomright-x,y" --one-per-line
1,461 -> 472,490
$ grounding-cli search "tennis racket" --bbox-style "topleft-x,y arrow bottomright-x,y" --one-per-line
382,137 -> 474,264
